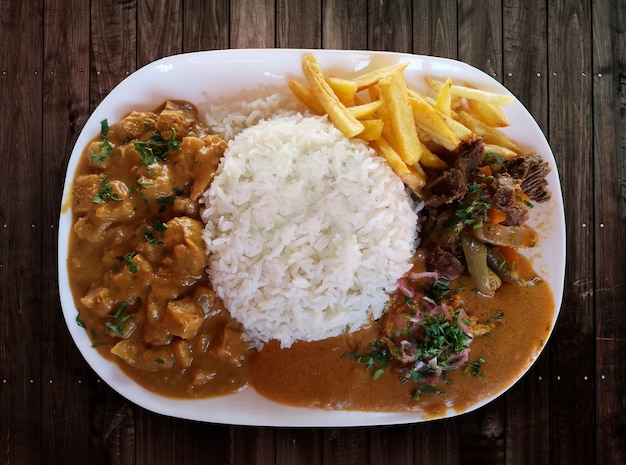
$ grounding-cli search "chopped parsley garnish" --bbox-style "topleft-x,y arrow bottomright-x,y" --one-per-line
411,384 -> 445,400
116,252 -> 137,273
134,128 -> 180,165
344,277 -> 477,399
100,119 -> 109,138
89,120 -> 113,165
517,195 -> 534,208
343,340 -> 392,380
156,196 -> 174,205
455,183 -> 492,229
464,357 -> 485,377
484,151 -> 503,167
105,302 -> 134,336
143,218 -> 167,245
93,180 -> 123,204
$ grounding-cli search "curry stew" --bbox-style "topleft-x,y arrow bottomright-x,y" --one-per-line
67,102 -> 554,412
68,101 -> 250,398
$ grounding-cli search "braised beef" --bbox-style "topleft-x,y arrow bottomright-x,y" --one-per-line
506,154 -> 552,202
422,138 -> 484,207
493,173 -> 530,226
426,247 -> 465,280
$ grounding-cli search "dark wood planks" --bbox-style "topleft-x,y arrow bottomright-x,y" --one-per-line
321,0 -> 368,50
137,0 -> 184,66
412,0 -> 457,58
368,0 -> 412,52
547,1 -> 596,465
0,0 -> 44,463
41,0 -> 93,463
182,0 -> 230,52
276,0 -> 322,48
592,0 -> 626,463
231,0 -> 276,48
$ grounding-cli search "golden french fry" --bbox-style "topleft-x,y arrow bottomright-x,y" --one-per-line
458,110 -> 521,153
357,119 -> 384,141
347,100 -> 382,119
435,77 -> 453,117
371,138 -> 426,192
440,113 -> 475,142
483,143 -> 519,160
378,71 -> 422,165
368,84 -> 397,147
302,54 -> 364,138
288,79 -> 325,115
451,96 -> 464,111
352,62 -> 410,91
425,76 -> 516,106
408,95 -> 461,151
416,141 -> 448,170
467,98 -> 510,127
326,77 -> 358,105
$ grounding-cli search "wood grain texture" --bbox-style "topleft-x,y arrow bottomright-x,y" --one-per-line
322,428 -> 368,465
276,0 -> 321,48
321,0 -> 368,50
368,0 -> 412,53
0,0 -> 624,463
182,0 -> 230,52
137,0 -> 184,65
411,0 -> 457,58
458,0 -> 503,79
592,0 -> 626,463
0,0 -> 43,463
41,0 -> 92,463
548,1 -> 595,465
231,0 -> 276,48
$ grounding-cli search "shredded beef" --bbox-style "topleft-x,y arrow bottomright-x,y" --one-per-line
493,173 -> 530,226
426,247 -> 464,280
506,154 -> 552,202
421,138 -> 484,207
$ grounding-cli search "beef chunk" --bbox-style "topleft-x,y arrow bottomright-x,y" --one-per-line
426,247 -> 465,280
506,154 -> 552,202
493,173 -> 530,226
422,138 -> 484,207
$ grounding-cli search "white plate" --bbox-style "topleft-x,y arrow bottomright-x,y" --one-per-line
58,49 -> 566,427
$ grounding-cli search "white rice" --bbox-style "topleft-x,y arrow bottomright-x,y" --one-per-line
201,97 -> 418,349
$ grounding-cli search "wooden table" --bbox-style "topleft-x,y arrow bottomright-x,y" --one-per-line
1,1 -> 624,464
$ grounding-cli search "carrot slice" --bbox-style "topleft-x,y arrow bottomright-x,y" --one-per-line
497,245 -> 519,270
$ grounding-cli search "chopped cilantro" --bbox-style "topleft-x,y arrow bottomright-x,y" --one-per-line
116,252 -> 137,273
134,128 -> 180,165
105,302 -> 134,336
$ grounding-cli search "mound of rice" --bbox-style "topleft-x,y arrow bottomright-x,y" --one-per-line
201,112 -> 418,348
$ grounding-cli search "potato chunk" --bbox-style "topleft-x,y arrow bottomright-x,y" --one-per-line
210,325 -> 248,366
72,174 -> 100,215
161,297 -> 204,339
80,287 -> 114,317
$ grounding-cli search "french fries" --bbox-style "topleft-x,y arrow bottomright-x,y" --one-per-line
289,53 -> 521,193
378,70 -> 423,166
301,55 -> 364,138
425,76 -> 516,106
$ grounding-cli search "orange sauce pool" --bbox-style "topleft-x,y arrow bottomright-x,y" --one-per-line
250,256 -> 554,415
